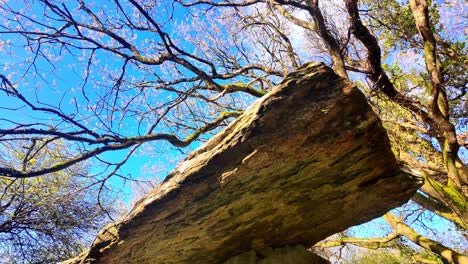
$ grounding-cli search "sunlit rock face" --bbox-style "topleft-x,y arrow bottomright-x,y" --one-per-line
64,62 -> 420,264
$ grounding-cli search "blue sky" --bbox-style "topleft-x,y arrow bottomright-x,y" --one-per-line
0,0 -> 253,203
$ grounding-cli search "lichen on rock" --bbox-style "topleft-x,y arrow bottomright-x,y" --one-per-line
64,62 -> 421,264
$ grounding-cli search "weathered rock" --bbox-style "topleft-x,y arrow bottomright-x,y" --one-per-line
65,62 -> 421,264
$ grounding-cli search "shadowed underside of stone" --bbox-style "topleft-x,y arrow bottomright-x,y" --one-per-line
65,62 -> 420,264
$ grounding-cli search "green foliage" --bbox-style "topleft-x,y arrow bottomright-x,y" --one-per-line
362,0 -> 418,53
362,0 -> 467,128
0,141 -> 114,263
0,175 -> 113,263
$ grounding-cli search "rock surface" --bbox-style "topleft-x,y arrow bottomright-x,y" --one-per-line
65,62 -> 420,264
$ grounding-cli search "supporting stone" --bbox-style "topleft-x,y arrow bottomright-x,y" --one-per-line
224,245 -> 329,264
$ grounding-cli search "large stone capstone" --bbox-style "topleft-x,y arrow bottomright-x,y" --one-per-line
66,62 -> 420,263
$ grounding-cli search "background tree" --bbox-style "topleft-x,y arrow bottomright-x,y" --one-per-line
0,0 -> 466,263
0,141 -> 115,263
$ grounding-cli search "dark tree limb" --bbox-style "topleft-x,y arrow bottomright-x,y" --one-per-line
0,112 -> 241,178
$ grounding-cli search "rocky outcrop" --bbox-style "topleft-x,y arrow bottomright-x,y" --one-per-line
65,62 -> 421,264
